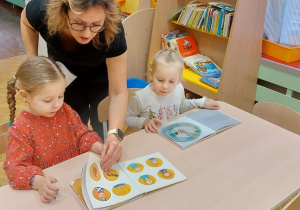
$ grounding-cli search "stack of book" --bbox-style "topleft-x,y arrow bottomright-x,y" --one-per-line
169,1 -> 235,37
162,32 -> 221,88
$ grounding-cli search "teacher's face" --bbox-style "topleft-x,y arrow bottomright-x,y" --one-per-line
67,5 -> 106,44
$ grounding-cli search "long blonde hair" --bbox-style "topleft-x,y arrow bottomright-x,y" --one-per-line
46,0 -> 121,48
7,56 -> 65,123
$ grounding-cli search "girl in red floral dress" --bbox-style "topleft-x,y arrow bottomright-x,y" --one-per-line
4,56 -> 118,203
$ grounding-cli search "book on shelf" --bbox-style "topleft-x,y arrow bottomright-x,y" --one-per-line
161,30 -> 187,48
200,77 -> 220,88
163,32 -> 222,79
158,109 -> 241,149
183,54 -> 222,78
168,7 -> 185,21
168,35 -> 200,58
71,152 -> 187,209
168,1 -> 235,38
208,1 -> 235,12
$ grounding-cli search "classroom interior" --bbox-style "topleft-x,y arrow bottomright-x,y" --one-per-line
0,0 -> 299,209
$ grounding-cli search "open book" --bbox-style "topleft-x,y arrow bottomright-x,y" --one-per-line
158,109 -> 241,149
71,152 -> 187,209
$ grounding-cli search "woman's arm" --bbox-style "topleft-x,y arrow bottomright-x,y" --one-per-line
20,7 -> 39,57
100,51 -> 128,171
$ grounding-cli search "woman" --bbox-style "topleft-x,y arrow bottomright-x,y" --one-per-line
20,0 -> 127,170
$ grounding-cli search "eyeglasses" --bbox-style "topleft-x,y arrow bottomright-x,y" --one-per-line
67,14 -> 105,33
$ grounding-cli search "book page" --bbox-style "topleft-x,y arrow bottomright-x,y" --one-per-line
186,109 -> 240,132
158,116 -> 216,149
84,154 -> 144,209
118,152 -> 187,193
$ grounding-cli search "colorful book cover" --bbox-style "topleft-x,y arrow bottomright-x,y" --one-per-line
170,35 -> 200,58
200,77 -> 220,88
161,30 -> 187,48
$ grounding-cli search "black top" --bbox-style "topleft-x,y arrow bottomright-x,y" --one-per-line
26,0 -> 127,78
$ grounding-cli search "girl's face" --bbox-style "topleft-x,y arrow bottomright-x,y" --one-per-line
25,78 -> 66,117
67,5 -> 106,44
150,61 -> 181,97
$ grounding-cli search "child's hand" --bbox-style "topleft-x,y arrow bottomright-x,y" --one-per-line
204,98 -> 219,110
143,118 -> 162,133
32,175 -> 59,203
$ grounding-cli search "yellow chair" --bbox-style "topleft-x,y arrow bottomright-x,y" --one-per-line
252,102 -> 300,135
97,88 -> 141,137
0,122 -> 9,187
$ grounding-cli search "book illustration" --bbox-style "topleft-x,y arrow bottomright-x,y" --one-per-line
158,110 -> 241,149
90,163 -> 101,181
164,122 -> 202,142
168,35 -> 199,58
112,184 -> 131,196
162,30 -> 187,48
103,169 -> 119,181
127,163 -> 144,173
138,175 -> 156,185
157,169 -> 175,179
93,187 -> 111,201
78,152 -> 187,209
146,157 -> 163,167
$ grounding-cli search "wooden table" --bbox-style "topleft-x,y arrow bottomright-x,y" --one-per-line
1,101 -> 300,210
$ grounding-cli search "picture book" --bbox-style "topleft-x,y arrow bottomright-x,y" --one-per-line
183,54 -> 222,78
158,109 -> 241,149
71,152 -> 187,209
168,35 -> 200,58
161,30 -> 187,48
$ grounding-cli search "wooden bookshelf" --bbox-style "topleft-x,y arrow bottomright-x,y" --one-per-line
169,20 -> 229,40
148,0 -> 268,112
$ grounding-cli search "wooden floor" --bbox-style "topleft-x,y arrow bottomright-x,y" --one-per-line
0,55 -> 27,125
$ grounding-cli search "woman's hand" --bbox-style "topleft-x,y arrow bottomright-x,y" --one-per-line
100,135 -> 122,171
31,175 -> 59,203
143,118 -> 162,133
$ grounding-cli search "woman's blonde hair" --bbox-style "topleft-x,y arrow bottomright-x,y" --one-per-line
7,56 -> 65,123
151,48 -> 184,74
46,0 -> 121,48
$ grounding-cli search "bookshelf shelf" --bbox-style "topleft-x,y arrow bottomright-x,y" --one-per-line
169,20 -> 229,40
183,68 -> 218,94
148,0 -> 268,112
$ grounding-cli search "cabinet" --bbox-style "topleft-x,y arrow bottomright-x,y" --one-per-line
148,0 -> 268,112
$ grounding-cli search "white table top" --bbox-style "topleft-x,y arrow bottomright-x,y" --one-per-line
1,101 -> 300,210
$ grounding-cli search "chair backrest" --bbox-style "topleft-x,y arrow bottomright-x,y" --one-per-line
98,88 -> 141,123
122,8 -> 155,80
97,88 -> 141,137
0,123 -> 9,154
252,102 -> 300,135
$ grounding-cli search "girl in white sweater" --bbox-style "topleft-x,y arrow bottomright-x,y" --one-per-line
126,48 -> 219,133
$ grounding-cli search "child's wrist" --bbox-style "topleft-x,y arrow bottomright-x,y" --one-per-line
142,119 -> 150,128
30,175 -> 36,187
199,96 -> 207,108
